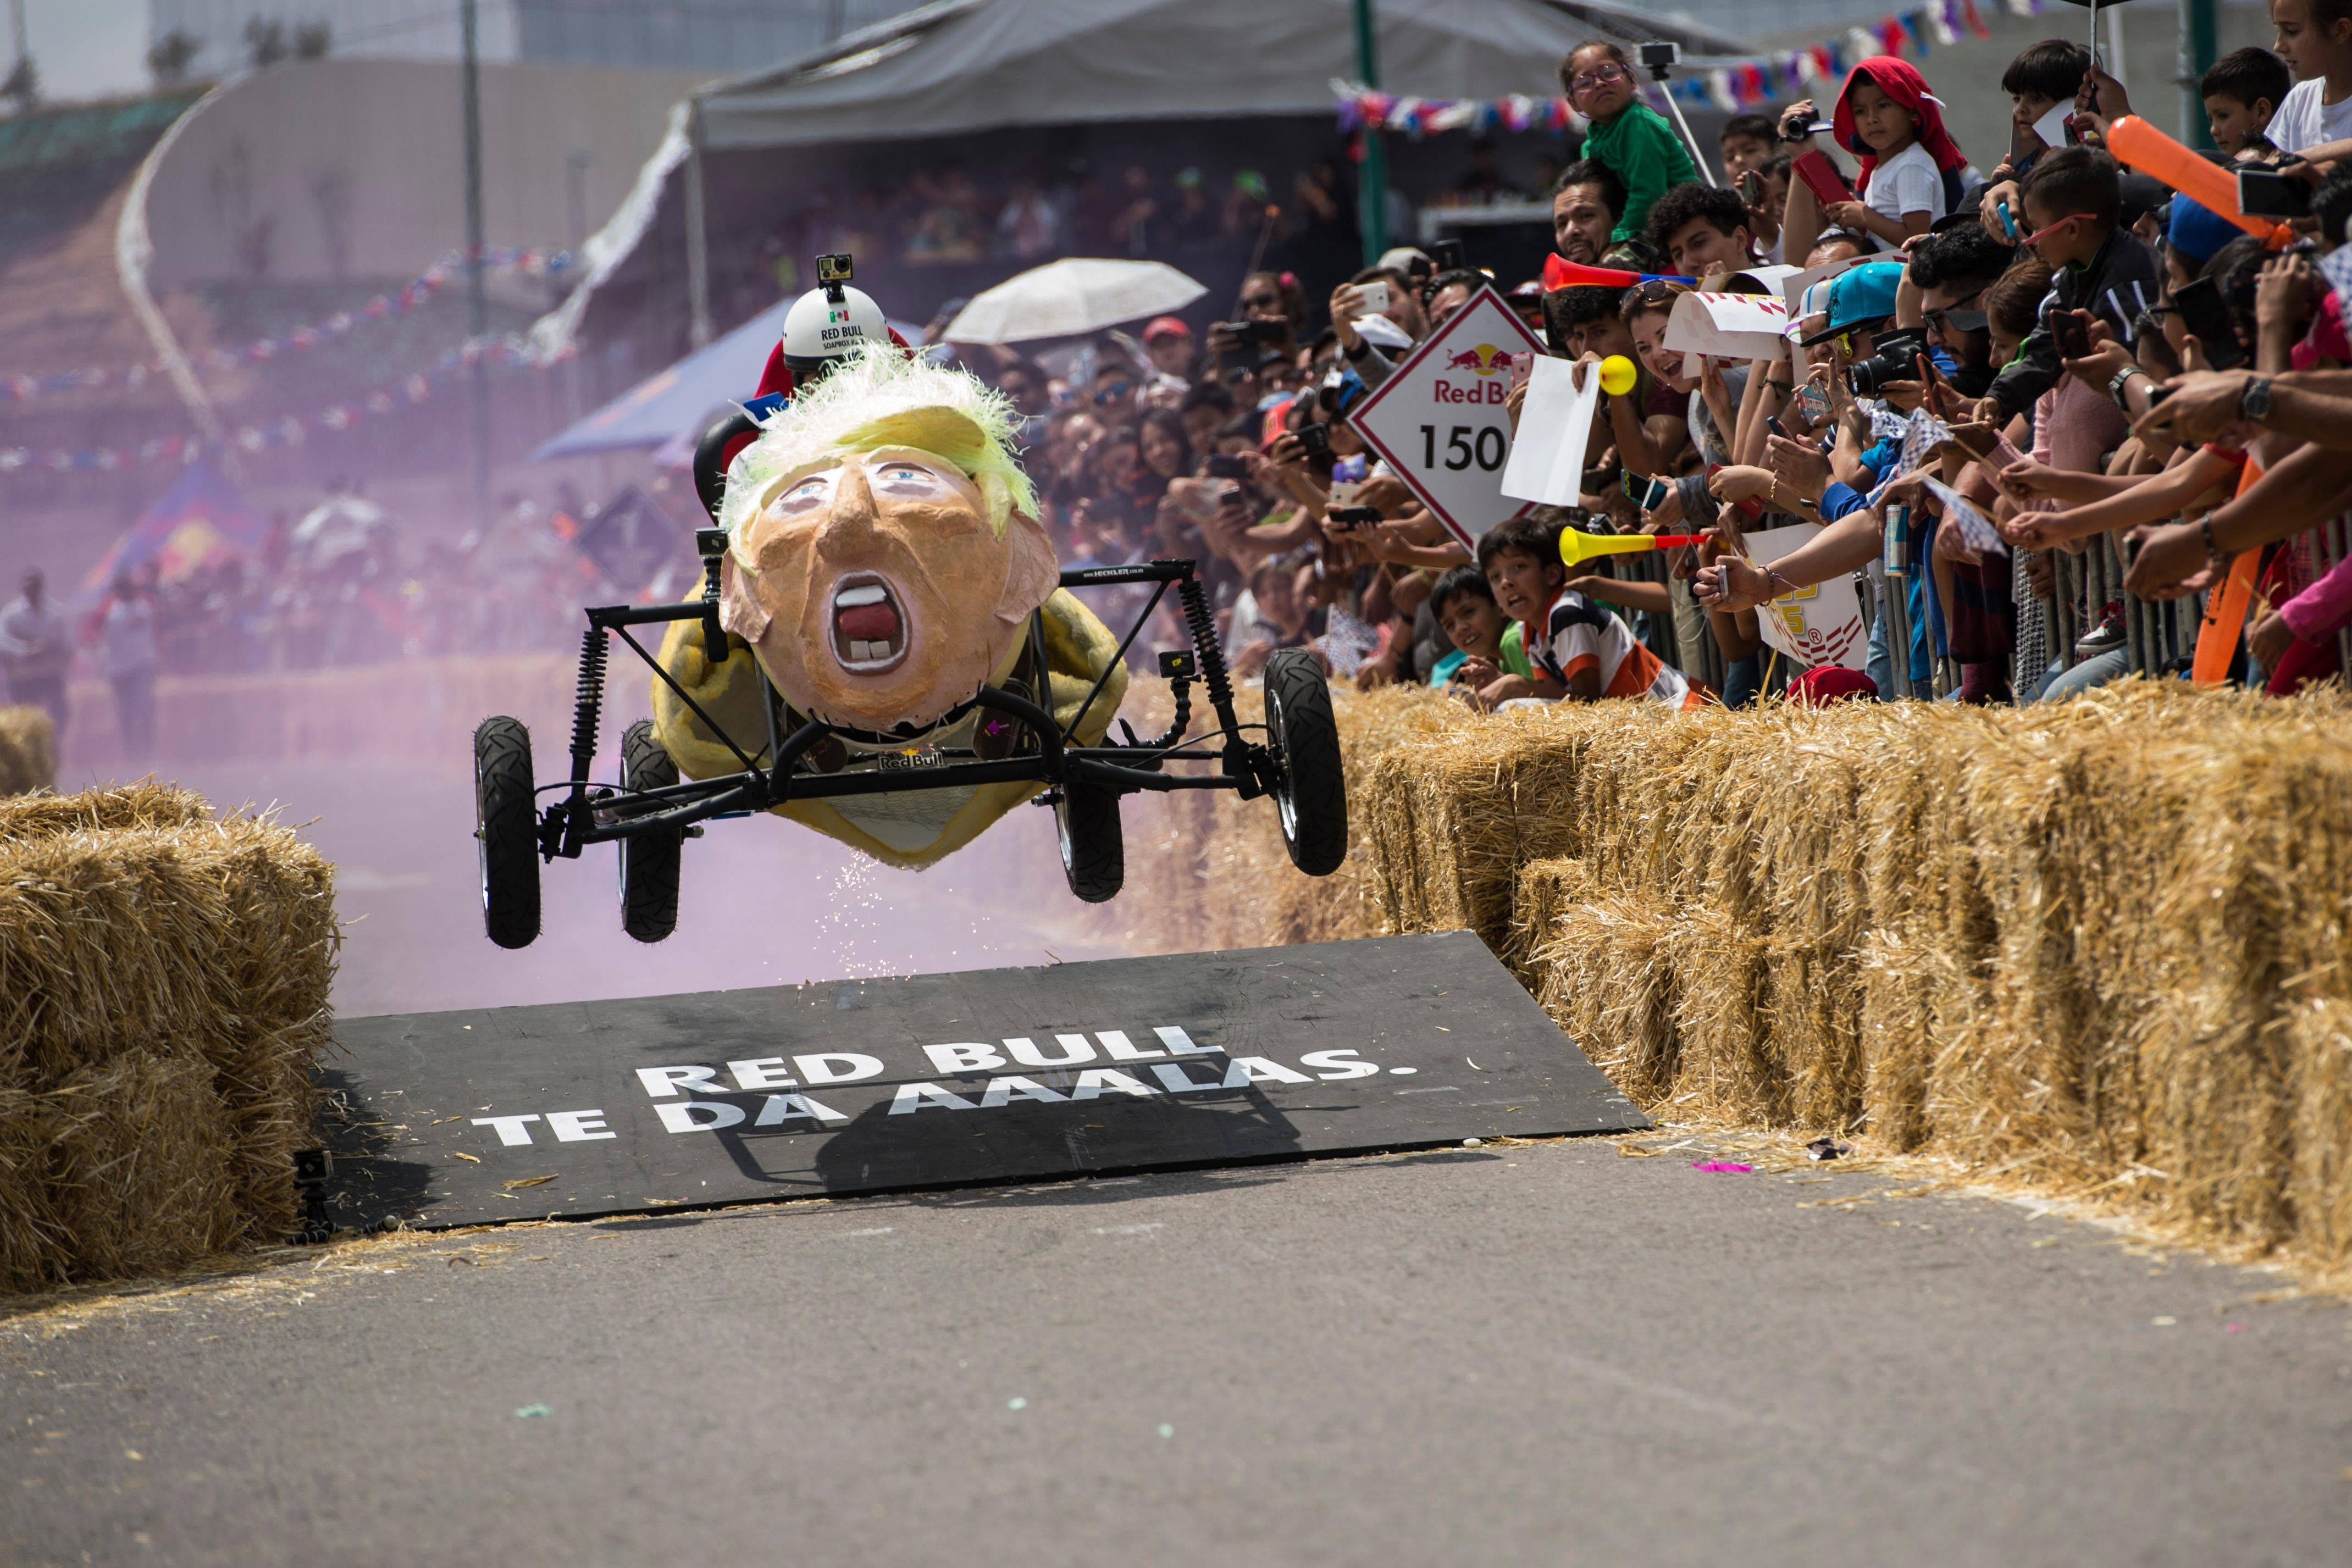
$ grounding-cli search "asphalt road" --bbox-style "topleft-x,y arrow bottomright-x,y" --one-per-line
6,1139 -> 2349,1566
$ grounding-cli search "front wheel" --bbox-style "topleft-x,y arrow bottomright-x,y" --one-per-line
1263,649 -> 1347,876
474,716 -> 541,949
618,719 -> 682,943
1054,782 -> 1124,904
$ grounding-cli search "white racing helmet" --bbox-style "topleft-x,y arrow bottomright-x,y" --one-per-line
782,254 -> 890,385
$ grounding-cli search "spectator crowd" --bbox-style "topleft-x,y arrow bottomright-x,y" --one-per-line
13,2 -> 2352,754
973,1 -> 2352,714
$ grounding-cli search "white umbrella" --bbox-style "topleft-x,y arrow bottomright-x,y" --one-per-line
942,258 -> 1207,345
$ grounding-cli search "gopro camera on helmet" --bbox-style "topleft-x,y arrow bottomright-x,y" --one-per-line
782,252 -> 889,386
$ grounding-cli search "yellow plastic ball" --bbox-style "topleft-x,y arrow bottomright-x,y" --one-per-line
1599,354 -> 1637,397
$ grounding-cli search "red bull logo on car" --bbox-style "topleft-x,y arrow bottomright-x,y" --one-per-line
1435,343 -> 1518,404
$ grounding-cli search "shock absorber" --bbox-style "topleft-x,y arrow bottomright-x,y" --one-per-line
570,625 -> 608,780
1178,574 -> 1233,712
1178,572 -> 1249,783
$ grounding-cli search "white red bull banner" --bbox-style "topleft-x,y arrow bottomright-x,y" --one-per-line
1344,284 -> 1546,547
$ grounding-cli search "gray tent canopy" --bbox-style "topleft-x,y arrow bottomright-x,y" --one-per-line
533,0 -> 1751,358
696,0 -> 1751,150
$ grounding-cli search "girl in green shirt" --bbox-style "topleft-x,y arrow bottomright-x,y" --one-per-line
1560,41 -> 1700,245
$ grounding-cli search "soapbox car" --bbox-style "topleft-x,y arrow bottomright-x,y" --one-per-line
470,527 -> 1347,948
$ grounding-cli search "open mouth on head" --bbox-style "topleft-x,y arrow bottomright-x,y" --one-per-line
829,574 -> 909,673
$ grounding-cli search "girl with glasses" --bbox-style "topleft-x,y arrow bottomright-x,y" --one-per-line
1558,41 -> 1697,251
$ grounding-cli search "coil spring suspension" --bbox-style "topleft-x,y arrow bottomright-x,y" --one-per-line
1178,575 -> 1233,712
571,627 -> 608,766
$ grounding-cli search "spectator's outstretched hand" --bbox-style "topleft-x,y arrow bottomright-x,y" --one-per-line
2255,253 -> 2315,335
1765,435 -> 1832,502
1695,553 -> 1771,611
1641,487 -> 1685,531
1997,458 -> 2065,502
2249,608 -> 2296,672
2123,519 -> 2222,600
2133,369 -> 2254,446
2000,507 -> 2069,551
2062,318 -> 2133,391
1708,466 -> 1775,504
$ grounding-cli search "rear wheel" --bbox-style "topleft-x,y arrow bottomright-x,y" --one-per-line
618,719 -> 682,943
1054,782 -> 1124,904
474,716 -> 541,949
1263,649 -> 1348,876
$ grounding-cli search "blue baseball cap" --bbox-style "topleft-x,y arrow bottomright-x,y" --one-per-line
1797,260 -> 1906,346
2166,197 -> 2241,268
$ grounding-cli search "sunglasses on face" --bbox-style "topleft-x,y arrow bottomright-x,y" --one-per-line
1242,293 -> 1282,311
2021,214 -> 2080,250
1925,308 -> 1989,334
1093,381 -> 1132,403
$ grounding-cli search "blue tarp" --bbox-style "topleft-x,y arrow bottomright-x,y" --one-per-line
530,297 -> 791,461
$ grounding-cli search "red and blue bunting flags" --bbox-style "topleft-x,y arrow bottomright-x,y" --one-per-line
1332,0 -> 2022,133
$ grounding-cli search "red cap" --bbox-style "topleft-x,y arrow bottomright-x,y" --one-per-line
1788,666 -> 1878,707
1142,315 -> 1193,341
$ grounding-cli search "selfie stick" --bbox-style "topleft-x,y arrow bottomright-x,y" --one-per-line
1640,45 -> 1719,187
2105,117 -> 2295,250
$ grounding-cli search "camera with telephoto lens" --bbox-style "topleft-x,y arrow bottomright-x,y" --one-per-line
1845,328 -> 1927,398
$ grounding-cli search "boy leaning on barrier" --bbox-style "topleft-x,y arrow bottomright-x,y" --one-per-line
1478,514 -> 1703,710
1426,563 -> 1536,711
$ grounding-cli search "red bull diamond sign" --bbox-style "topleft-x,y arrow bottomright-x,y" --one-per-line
1344,282 -> 1548,547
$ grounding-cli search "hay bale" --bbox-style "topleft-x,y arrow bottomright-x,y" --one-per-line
1154,676 -> 2352,1277
1519,858 -> 1683,1104
0,789 -> 337,1294
0,705 -> 56,796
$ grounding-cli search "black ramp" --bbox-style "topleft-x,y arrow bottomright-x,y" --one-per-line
323,929 -> 1648,1228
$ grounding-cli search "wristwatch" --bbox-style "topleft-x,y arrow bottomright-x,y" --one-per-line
2106,364 -> 2146,410
2238,376 -> 2273,423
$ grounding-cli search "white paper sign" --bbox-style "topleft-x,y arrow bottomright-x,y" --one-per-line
1746,523 -> 1868,671
1664,291 -> 1791,360
1498,355 -> 1601,507
1344,284 -> 1549,547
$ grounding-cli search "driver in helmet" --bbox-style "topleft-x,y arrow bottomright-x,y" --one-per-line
748,252 -> 903,412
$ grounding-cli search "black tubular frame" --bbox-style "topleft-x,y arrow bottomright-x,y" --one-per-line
535,558 -> 1277,861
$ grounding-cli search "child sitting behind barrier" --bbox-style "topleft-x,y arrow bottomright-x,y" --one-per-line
1427,563 -> 1536,711
1476,516 -> 1701,708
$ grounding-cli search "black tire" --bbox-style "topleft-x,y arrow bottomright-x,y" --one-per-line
618,719 -> 682,944
1054,782 -> 1124,904
1263,648 -> 1348,877
474,716 -> 541,949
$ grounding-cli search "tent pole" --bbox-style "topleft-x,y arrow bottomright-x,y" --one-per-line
685,96 -> 715,350
460,0 -> 491,533
1353,0 -> 1387,265
2179,0 -> 2218,148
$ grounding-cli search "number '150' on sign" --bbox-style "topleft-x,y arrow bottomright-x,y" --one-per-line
1423,424 -> 1506,473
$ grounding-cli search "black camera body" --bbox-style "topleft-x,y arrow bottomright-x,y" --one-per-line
1846,328 -> 1927,398
1220,318 -> 1288,346
1297,422 -> 1332,457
